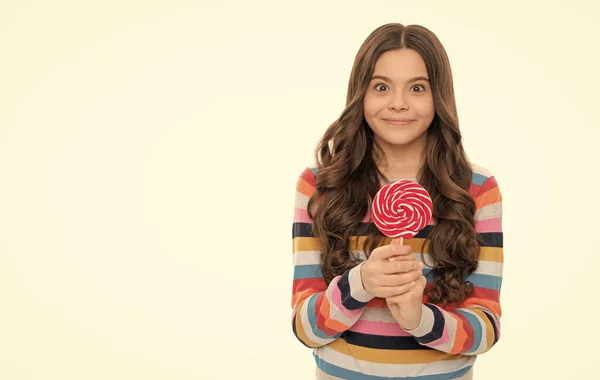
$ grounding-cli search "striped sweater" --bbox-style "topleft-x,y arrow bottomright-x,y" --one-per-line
290,163 -> 503,379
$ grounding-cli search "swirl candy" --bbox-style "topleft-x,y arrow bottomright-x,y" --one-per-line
372,180 -> 433,243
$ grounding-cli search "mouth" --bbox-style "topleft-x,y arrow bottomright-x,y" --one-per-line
383,119 -> 415,126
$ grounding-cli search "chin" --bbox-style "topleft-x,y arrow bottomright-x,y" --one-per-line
376,132 -> 424,147
380,138 -> 419,147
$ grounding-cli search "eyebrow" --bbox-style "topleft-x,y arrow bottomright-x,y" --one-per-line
370,75 -> 430,83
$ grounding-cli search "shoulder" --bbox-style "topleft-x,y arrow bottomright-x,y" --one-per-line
470,162 -> 496,186
468,162 -> 502,208
295,165 -> 318,197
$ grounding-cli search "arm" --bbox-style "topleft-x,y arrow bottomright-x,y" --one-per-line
291,168 -> 374,348
404,174 -> 503,355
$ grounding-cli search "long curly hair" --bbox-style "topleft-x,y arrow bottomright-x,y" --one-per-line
306,23 -> 482,307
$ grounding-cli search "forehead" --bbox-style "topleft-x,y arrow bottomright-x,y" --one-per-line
372,49 -> 428,81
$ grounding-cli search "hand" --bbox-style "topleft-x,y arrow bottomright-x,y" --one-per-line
386,273 -> 427,331
360,240 -> 424,299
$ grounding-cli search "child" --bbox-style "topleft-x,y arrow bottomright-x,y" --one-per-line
290,23 -> 503,379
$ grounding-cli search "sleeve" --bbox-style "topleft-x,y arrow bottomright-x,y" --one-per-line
403,174 -> 503,356
291,167 -> 374,348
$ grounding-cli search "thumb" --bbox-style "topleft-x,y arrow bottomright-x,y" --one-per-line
387,237 -> 412,262
385,238 -> 401,262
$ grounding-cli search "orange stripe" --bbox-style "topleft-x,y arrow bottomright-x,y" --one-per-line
296,177 -> 316,198
476,187 -> 501,209
320,295 -> 349,331
449,313 -> 468,354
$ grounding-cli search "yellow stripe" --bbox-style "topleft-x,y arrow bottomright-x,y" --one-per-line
294,299 -> 320,348
293,237 -> 321,252
478,247 -> 503,262
294,237 -> 502,263
472,308 -> 495,351
328,338 -> 464,364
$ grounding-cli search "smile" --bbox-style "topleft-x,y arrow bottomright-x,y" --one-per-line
384,119 -> 414,126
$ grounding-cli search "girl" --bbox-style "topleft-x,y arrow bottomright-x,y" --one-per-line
290,23 -> 503,379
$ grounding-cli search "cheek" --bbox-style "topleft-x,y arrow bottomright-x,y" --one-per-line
363,98 -> 373,117
363,96 -> 383,117
414,99 -> 435,120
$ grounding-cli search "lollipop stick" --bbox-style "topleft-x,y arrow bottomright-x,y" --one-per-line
388,237 -> 404,261
391,237 -> 403,245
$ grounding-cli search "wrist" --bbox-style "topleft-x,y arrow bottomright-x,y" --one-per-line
391,303 -> 422,331
402,304 -> 435,337
349,262 -> 374,302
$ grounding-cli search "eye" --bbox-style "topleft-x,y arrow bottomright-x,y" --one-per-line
373,83 -> 388,92
412,84 -> 426,92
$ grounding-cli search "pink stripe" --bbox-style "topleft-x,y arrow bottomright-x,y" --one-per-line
349,319 -> 411,336
294,207 -> 311,223
330,277 -> 362,319
475,218 -> 501,233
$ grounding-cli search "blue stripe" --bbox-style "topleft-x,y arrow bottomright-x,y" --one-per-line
306,294 -> 332,339
422,268 -> 434,282
465,273 -> 502,291
457,310 -> 482,354
423,269 -> 502,291
472,173 -> 488,186
314,353 -> 473,379
294,264 -> 322,280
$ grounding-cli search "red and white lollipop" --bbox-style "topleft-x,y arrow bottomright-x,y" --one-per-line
372,180 -> 433,245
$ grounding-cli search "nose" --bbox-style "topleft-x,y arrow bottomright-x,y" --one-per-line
388,91 -> 408,111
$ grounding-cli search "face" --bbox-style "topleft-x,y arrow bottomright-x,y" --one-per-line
363,48 -> 435,153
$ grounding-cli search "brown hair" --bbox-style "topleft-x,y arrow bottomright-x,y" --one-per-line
306,23 -> 481,307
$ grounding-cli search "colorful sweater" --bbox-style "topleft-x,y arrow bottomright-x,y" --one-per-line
290,163 -> 503,379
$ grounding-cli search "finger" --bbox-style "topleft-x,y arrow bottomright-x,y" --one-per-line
383,260 -> 423,274
407,275 -> 427,293
375,243 -> 412,260
379,270 -> 422,286
382,281 -> 417,298
388,253 -> 414,262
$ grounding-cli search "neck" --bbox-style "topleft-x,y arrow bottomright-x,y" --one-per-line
376,134 -> 427,180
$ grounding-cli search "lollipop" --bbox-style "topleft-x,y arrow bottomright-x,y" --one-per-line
372,180 -> 433,245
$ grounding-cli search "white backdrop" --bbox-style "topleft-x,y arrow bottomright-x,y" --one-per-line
1,1 -> 598,379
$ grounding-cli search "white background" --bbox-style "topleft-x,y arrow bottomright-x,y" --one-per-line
1,1 -> 598,379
